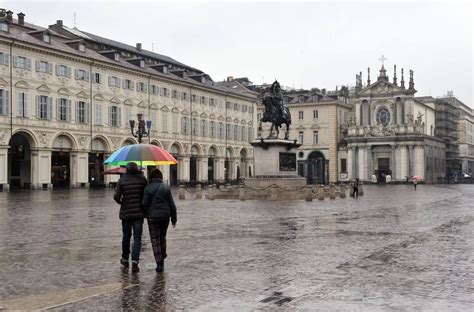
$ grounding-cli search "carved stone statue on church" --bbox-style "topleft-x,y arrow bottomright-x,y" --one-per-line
406,113 -> 414,125
416,111 -> 424,125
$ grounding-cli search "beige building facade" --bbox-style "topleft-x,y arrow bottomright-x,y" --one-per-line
457,100 -> 474,174
0,10 -> 257,190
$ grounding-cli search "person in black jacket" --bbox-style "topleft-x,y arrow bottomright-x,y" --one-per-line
142,169 -> 177,272
114,162 -> 147,273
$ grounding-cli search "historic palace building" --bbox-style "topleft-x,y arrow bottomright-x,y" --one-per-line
0,9 -> 258,190
340,64 -> 446,183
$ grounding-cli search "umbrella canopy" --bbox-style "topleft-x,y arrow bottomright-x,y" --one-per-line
411,175 -> 423,181
105,144 -> 177,166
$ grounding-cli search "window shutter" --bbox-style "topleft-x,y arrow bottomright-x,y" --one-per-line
35,60 -> 40,72
86,102 -> 90,123
17,93 -> 23,117
85,70 -> 90,81
13,56 -> 18,68
130,81 -> 134,91
144,84 -> 148,93
36,96 -> 40,118
76,101 -> 79,122
26,58 -> 31,70
0,53 -> 4,65
67,100 -> 72,121
122,79 -> 126,89
117,107 -> 122,127
108,76 -> 112,86
136,82 -> 139,90
23,93 -> 27,117
75,69 -> 79,80
48,63 -> 53,74
56,98 -> 60,120
66,66 -> 71,78
47,97 -> 52,120
108,106 -> 112,125
99,73 -> 103,84
55,65 -> 60,76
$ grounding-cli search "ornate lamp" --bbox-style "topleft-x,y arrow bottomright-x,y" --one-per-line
129,113 -> 152,144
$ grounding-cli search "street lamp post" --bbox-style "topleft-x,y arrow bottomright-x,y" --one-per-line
129,113 -> 152,144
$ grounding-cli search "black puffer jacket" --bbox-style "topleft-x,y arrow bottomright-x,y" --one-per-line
142,179 -> 177,224
114,173 -> 148,220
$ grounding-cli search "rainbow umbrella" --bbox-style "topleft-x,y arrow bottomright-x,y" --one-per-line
105,144 -> 177,166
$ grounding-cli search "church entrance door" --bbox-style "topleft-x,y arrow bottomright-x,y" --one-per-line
377,157 -> 391,182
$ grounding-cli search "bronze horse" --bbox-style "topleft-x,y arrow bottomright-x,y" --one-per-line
260,81 -> 291,139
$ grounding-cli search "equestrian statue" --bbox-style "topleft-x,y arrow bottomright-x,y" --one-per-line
260,80 -> 292,139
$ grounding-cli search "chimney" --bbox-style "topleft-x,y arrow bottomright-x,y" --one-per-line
6,10 -> 13,22
136,43 -> 142,51
17,12 -> 25,25
56,20 -> 63,27
227,76 -> 234,82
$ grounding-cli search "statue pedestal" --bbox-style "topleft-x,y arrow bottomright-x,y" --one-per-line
245,139 -> 306,191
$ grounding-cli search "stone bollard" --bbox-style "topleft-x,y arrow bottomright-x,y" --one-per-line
195,184 -> 202,199
329,183 -> 336,199
239,184 -> 246,201
270,185 -> 278,200
207,184 -> 215,200
318,185 -> 325,200
358,183 -> 364,196
339,184 -> 346,198
178,185 -> 185,200
305,185 -> 313,202
225,183 -> 231,190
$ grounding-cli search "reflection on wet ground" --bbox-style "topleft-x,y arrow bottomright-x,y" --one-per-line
0,185 -> 472,310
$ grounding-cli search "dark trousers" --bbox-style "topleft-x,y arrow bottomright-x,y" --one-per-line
122,219 -> 143,263
353,187 -> 359,197
147,219 -> 170,265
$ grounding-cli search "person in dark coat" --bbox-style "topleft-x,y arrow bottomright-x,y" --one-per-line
114,162 -> 147,273
353,178 -> 359,198
142,169 -> 177,272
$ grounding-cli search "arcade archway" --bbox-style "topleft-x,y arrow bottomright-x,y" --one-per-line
8,132 -> 35,189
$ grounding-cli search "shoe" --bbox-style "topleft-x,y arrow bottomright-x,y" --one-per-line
131,262 -> 139,273
156,259 -> 165,272
120,258 -> 129,268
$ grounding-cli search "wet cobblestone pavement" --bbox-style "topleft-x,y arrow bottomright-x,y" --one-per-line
0,185 -> 473,311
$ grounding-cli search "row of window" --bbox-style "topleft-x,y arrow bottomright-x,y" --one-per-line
0,53 -> 253,113
298,131 -> 319,145
0,90 -> 253,142
257,110 -> 319,122
298,110 -> 319,120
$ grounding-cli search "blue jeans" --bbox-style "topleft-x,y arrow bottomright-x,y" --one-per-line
122,219 -> 143,263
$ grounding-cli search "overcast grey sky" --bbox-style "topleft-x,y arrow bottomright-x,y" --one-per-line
4,0 -> 473,104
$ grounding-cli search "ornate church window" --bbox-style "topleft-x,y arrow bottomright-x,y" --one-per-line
376,106 -> 391,126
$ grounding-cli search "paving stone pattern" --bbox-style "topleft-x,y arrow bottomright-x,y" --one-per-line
0,185 -> 472,311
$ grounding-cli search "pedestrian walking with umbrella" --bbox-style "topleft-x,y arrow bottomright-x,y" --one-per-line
105,144 -> 177,273
142,168 -> 177,272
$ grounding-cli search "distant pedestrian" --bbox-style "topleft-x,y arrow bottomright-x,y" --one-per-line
114,162 -> 148,273
142,169 -> 177,273
353,178 -> 359,198
413,178 -> 417,190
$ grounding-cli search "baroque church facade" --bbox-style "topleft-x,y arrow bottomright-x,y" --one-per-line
339,64 -> 446,183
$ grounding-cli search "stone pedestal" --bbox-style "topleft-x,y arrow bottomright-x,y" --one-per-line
245,139 -> 306,192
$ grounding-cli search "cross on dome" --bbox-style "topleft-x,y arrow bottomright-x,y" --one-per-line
379,54 -> 387,66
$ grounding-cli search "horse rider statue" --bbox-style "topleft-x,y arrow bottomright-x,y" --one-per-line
260,80 -> 292,139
